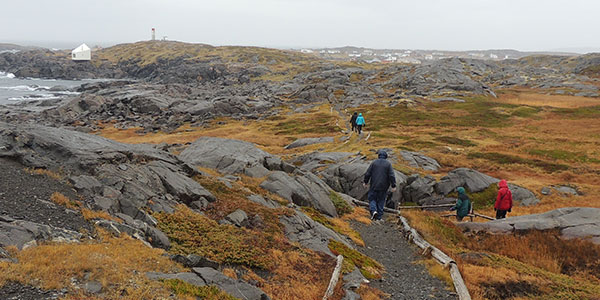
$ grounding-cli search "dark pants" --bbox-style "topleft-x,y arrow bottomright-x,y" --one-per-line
368,190 -> 387,220
496,209 -> 508,219
351,124 -> 356,132
456,215 -> 464,221
357,125 -> 363,134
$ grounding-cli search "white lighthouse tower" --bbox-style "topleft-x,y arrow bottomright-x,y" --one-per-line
152,28 -> 156,41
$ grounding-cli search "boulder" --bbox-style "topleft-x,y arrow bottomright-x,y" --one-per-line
400,151 -> 441,171
279,210 -> 353,256
179,137 -> 275,176
459,207 -> 600,244
288,151 -> 354,172
147,160 -> 215,205
284,137 -> 335,149
402,175 -> 437,204
247,194 -> 280,208
260,171 -> 337,217
541,187 -> 552,195
0,217 -> 82,249
435,168 -> 499,195
170,254 -> 220,269
192,267 -> 271,300
508,183 -> 540,206
553,185 -> 580,196
0,122 -> 214,247
146,272 -> 208,288
220,209 -> 249,227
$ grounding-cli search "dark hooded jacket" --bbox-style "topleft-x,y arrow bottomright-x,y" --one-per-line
495,179 -> 513,211
350,113 -> 358,126
364,151 -> 397,191
454,187 -> 471,218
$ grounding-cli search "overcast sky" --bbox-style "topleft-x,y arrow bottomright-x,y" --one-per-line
2,0 -> 599,52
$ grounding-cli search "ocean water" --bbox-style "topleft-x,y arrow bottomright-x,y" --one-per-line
0,71 -> 90,105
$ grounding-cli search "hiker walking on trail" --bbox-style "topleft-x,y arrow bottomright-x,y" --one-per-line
450,187 -> 471,222
355,113 -> 365,134
350,112 -> 358,132
363,150 -> 397,222
494,179 -> 513,219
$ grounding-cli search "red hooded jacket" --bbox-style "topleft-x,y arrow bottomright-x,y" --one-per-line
495,180 -> 513,210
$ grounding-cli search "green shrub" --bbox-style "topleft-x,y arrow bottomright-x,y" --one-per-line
329,191 -> 353,216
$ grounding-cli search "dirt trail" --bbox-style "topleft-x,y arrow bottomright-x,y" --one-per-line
353,219 -> 457,300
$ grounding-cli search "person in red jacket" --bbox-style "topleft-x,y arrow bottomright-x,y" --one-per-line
494,179 -> 513,219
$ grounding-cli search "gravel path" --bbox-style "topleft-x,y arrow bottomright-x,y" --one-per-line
353,218 -> 458,300
0,282 -> 63,300
0,158 -> 92,232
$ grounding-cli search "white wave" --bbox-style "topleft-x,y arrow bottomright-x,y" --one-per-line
0,71 -> 16,79
0,85 -> 38,91
8,94 -> 62,102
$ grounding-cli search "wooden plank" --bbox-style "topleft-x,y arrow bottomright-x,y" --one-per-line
449,263 -> 472,300
398,216 -> 470,299
322,255 -> 344,300
398,204 -> 454,209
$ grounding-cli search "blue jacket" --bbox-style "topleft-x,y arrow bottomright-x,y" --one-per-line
355,114 -> 365,126
364,151 -> 396,191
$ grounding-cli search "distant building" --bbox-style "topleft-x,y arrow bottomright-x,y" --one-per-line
300,49 -> 314,53
327,50 -> 340,54
489,53 -> 498,59
424,54 -> 434,60
71,44 -> 91,61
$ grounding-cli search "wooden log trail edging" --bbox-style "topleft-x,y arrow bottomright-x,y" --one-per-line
352,199 -> 472,300
398,215 -> 472,300
398,204 -> 454,209
322,255 -> 344,300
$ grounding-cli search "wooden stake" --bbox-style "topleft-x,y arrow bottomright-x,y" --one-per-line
322,255 -> 344,300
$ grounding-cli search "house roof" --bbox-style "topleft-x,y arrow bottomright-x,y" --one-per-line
72,43 -> 90,53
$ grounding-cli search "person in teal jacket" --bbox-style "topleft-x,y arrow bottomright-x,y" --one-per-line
355,113 -> 365,134
450,187 -> 471,221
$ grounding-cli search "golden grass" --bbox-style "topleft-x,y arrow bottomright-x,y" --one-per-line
26,168 -> 63,181
356,284 -> 390,300
402,210 -> 600,299
80,208 -> 122,223
496,89 -> 600,108
50,192 -> 80,210
0,232 -> 182,299
418,258 -> 454,288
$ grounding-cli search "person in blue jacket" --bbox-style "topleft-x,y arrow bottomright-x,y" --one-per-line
355,113 -> 365,134
363,150 -> 397,222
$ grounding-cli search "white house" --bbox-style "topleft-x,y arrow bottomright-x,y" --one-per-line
71,44 -> 91,61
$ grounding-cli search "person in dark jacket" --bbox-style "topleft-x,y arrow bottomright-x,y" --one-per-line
355,113 -> 365,134
494,179 -> 513,219
350,112 -> 358,132
450,187 -> 471,221
363,150 -> 397,221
